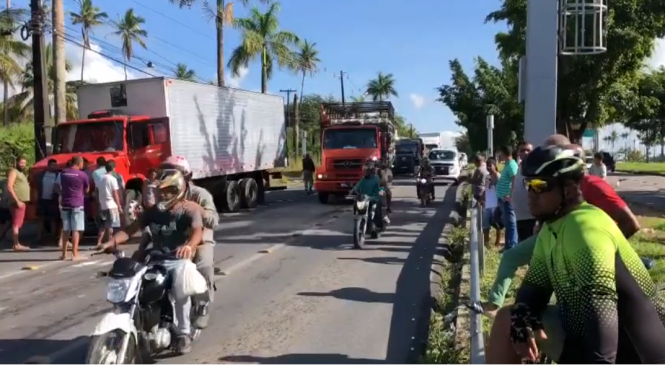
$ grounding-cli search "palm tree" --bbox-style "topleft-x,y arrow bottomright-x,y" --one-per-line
609,130 -> 618,152
365,72 -> 398,101
174,63 -> 196,81
228,2 -> 299,93
292,40 -> 320,157
111,9 -> 148,80
620,131 -> 630,150
69,0 -> 108,81
7,43 -> 77,121
0,8 -> 30,125
351,95 -> 365,102
169,0 -> 271,87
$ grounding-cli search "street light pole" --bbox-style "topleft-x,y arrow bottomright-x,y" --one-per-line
486,115 -> 494,157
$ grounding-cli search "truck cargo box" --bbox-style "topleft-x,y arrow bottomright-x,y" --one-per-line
77,78 -> 287,180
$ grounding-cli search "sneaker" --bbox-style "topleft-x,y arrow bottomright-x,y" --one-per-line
175,335 -> 192,354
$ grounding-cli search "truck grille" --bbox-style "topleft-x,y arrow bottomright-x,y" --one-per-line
332,159 -> 363,170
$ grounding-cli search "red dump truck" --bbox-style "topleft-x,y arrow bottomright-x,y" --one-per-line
26,77 -> 287,228
314,101 -> 396,204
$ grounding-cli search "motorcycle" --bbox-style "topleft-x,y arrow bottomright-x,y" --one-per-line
417,177 -> 432,206
353,194 -> 383,249
86,249 -> 209,364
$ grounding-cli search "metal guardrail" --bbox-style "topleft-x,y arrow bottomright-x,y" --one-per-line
469,199 -> 486,363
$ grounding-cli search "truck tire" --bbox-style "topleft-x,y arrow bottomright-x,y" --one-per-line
239,177 -> 258,209
124,189 -> 143,226
224,180 -> 241,212
318,192 -> 329,204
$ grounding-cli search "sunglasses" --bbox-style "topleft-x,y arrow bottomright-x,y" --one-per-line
524,178 -> 556,193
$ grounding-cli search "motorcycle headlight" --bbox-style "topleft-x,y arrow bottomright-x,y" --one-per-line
420,179 -> 427,184
106,277 -> 133,304
356,200 -> 368,211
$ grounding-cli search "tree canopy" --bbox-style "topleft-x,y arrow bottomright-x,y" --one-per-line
437,0 -> 665,150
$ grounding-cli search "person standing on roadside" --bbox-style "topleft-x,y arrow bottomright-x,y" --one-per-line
58,155 -> 90,260
143,168 -> 159,208
496,145 -> 519,251
36,159 -> 60,244
470,153 -> 490,241
302,153 -> 315,194
5,156 -> 30,251
589,151 -> 608,179
511,142 -> 537,242
95,162 -> 122,246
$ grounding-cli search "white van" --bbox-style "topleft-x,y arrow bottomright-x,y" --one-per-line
428,148 -> 462,184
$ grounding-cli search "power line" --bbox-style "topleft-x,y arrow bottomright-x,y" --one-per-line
131,0 -> 214,41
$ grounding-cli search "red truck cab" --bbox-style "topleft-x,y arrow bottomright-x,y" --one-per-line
314,102 -> 395,204
27,109 -> 171,228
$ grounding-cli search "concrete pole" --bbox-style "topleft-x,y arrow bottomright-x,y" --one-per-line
486,115 -> 494,157
523,0 -> 559,146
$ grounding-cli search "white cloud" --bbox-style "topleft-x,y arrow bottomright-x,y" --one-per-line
225,66 -> 249,88
66,42 -> 141,83
409,93 -> 426,109
647,38 -> 665,69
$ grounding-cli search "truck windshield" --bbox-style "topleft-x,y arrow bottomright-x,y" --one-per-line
54,121 -> 124,153
323,128 -> 377,149
429,150 -> 457,160
396,144 -> 418,154
425,144 -> 438,150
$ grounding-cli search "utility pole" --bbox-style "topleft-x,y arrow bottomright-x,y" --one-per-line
280,88 -> 296,160
23,0 -> 50,161
52,0 -> 66,132
339,71 -> 346,105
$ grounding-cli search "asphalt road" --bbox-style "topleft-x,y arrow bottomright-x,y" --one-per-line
0,182 -> 455,364
606,173 -> 665,212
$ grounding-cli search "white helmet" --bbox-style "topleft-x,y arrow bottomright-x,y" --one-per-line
161,155 -> 191,175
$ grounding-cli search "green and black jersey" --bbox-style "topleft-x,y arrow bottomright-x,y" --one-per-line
515,203 -> 665,363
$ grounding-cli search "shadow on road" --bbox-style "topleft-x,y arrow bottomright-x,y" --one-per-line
220,353 -> 384,364
298,287 -> 394,304
619,190 -> 665,219
0,337 -> 87,364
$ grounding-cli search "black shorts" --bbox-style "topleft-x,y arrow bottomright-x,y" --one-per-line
37,199 -> 59,218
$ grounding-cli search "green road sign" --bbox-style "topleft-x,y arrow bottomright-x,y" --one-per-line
582,129 -> 595,138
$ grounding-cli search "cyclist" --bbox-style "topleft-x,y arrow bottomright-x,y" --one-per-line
486,144 -> 665,364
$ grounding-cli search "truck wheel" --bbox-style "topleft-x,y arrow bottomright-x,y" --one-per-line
224,180 -> 241,212
124,190 -> 143,226
239,178 -> 258,209
318,192 -> 330,204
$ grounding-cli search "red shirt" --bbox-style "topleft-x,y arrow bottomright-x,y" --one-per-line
581,174 -> 627,217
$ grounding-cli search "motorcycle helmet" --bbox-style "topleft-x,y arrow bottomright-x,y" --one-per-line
156,169 -> 187,211
161,155 -> 193,180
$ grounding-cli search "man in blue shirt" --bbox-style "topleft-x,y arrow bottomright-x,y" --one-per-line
352,159 -> 387,226
497,145 -> 519,250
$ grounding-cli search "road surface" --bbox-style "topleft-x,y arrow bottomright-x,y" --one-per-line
607,173 -> 665,212
0,183 -> 454,364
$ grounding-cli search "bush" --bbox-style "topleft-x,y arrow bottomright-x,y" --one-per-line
0,122 -> 35,176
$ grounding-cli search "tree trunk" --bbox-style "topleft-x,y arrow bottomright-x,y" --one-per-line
3,0 -> 10,126
216,0 -> 224,86
261,47 -> 267,93
52,0 -> 66,127
294,71 -> 305,157
81,46 -> 86,81
293,93 -> 299,158
124,62 -> 127,80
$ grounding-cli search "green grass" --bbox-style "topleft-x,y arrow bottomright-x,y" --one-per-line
616,162 -> 665,175
421,226 -> 469,364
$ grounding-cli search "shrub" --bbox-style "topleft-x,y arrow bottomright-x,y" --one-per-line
0,122 -> 35,176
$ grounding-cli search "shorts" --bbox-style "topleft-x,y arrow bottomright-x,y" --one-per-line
482,207 -> 494,230
98,208 -> 120,229
37,199 -> 59,218
10,204 -> 26,229
538,305 -> 565,363
61,207 -> 85,232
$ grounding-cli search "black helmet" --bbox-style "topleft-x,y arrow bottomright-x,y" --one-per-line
522,145 -> 584,181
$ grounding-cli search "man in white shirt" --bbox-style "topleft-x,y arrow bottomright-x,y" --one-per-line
95,162 -> 122,246
36,159 -> 60,243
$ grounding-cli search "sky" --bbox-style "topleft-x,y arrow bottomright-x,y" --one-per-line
9,0 -> 665,135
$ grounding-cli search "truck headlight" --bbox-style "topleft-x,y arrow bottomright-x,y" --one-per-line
317,174 -> 325,179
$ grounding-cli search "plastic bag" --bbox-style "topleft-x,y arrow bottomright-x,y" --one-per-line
172,259 -> 208,300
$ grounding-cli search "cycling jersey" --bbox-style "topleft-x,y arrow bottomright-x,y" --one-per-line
515,203 -> 665,363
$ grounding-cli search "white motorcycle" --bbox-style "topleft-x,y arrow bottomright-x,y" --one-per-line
86,249 -> 209,364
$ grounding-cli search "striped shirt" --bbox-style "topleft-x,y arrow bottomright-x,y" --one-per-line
497,159 -> 518,199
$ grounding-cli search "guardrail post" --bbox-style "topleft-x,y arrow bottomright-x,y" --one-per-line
469,199 -> 486,363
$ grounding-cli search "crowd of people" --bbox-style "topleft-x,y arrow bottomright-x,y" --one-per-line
468,134 -> 665,363
0,155 -> 135,260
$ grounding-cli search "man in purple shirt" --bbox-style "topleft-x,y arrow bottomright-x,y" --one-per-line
56,155 -> 90,260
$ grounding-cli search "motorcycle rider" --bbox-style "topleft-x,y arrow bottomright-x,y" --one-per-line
352,158 -> 387,228
417,156 -> 435,200
376,160 -> 393,213
97,169 -> 207,355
